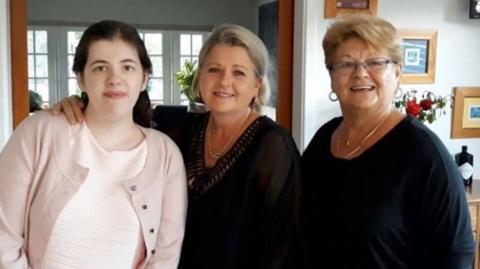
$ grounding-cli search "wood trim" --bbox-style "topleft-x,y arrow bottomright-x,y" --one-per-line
10,0 -> 28,128
451,87 -> 480,138
277,0 -> 294,131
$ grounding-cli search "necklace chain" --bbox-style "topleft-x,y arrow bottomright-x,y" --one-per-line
207,109 -> 251,160
336,114 -> 389,159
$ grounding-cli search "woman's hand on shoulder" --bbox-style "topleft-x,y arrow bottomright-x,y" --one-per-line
50,95 -> 85,124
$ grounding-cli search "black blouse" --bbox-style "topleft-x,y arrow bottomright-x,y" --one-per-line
167,112 -> 302,269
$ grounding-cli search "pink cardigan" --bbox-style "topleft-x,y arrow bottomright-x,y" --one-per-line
0,112 -> 188,269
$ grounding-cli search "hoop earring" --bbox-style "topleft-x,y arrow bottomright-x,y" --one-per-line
394,87 -> 403,100
328,91 -> 338,102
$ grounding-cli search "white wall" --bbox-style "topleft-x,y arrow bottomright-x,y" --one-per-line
28,0 -> 257,32
0,0 -> 12,149
294,0 -> 480,179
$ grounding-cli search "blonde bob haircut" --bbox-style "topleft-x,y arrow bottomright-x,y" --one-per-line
192,23 -> 270,110
322,14 -> 404,69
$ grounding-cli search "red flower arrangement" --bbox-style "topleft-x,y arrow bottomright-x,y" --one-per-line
395,89 -> 451,124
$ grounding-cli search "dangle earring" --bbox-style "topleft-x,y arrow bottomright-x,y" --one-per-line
328,91 -> 338,102
394,87 -> 404,100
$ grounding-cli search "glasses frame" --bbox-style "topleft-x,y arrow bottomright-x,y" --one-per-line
328,57 -> 397,75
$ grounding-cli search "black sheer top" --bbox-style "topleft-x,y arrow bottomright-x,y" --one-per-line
171,112 -> 301,269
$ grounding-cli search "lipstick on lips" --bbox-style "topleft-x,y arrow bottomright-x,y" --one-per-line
104,91 -> 127,99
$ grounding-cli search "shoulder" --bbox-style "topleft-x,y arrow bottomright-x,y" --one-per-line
391,116 -> 451,162
141,127 -> 181,153
303,117 -> 341,159
253,116 -> 300,158
14,111 -> 71,137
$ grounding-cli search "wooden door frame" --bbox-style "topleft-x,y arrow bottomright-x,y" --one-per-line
10,0 -> 294,131
277,0 -> 294,131
10,0 -> 28,128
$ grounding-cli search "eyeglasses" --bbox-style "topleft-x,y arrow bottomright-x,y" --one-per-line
328,57 -> 397,75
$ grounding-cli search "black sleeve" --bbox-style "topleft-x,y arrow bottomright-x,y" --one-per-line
251,128 -> 303,269
151,105 -> 188,144
415,136 -> 475,269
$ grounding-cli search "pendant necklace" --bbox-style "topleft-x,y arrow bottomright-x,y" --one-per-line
337,113 -> 390,159
207,109 -> 251,160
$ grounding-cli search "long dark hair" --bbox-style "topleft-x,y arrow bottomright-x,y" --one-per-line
73,20 -> 153,128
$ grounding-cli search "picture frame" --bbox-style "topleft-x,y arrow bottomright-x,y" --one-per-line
451,87 -> 480,138
398,29 -> 437,84
325,0 -> 377,18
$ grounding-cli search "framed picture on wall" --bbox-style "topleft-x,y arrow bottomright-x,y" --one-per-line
324,0 -> 378,18
398,29 -> 438,84
452,87 -> 480,138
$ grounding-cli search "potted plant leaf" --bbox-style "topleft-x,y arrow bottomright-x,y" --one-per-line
175,60 -> 205,112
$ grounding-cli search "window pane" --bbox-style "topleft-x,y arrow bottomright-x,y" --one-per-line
68,78 -> 81,96
28,31 -> 34,53
28,55 -> 35,78
180,95 -> 190,105
36,79 -> 49,101
28,79 -> 35,92
144,33 -> 162,54
151,56 -> 163,77
192,35 -> 203,55
180,57 -> 192,69
148,78 -> 163,100
35,55 -> 48,77
68,55 -> 75,77
180,34 -> 191,55
192,56 -> 199,65
35,31 -> 47,53
68,31 -> 83,54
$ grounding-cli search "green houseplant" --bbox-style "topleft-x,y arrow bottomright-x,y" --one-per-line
175,59 -> 197,103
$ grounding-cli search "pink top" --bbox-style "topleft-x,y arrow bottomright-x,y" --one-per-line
43,122 -> 147,268
0,112 -> 188,269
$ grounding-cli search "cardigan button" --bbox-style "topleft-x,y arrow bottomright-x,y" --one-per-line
150,228 -> 154,233
151,249 -> 156,254
142,205 -> 147,210
130,185 -> 137,191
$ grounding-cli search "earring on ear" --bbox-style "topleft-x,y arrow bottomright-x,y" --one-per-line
394,87 -> 404,100
328,91 -> 338,102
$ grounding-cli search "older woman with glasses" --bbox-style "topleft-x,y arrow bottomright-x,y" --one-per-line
302,15 -> 474,268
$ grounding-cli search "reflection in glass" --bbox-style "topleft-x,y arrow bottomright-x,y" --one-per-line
36,79 -> 49,101
35,31 -> 47,53
28,31 -> 34,53
68,31 -> 83,54
35,55 -> 48,77
145,33 -> 162,54
151,56 -> 163,77
148,78 -> 164,100
180,34 -> 191,55
192,35 -> 203,55
28,79 -> 35,92
68,78 -> 81,96
28,55 -> 35,78
68,55 -> 75,77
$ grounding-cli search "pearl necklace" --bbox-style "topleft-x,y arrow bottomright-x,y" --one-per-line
207,109 -> 251,160
336,114 -> 389,159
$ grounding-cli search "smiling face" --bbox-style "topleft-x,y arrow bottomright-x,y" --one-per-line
77,38 -> 148,122
197,44 -> 262,116
330,37 -> 401,115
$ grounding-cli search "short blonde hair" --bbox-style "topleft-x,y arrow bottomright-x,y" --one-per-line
193,24 -> 270,110
322,14 -> 403,68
